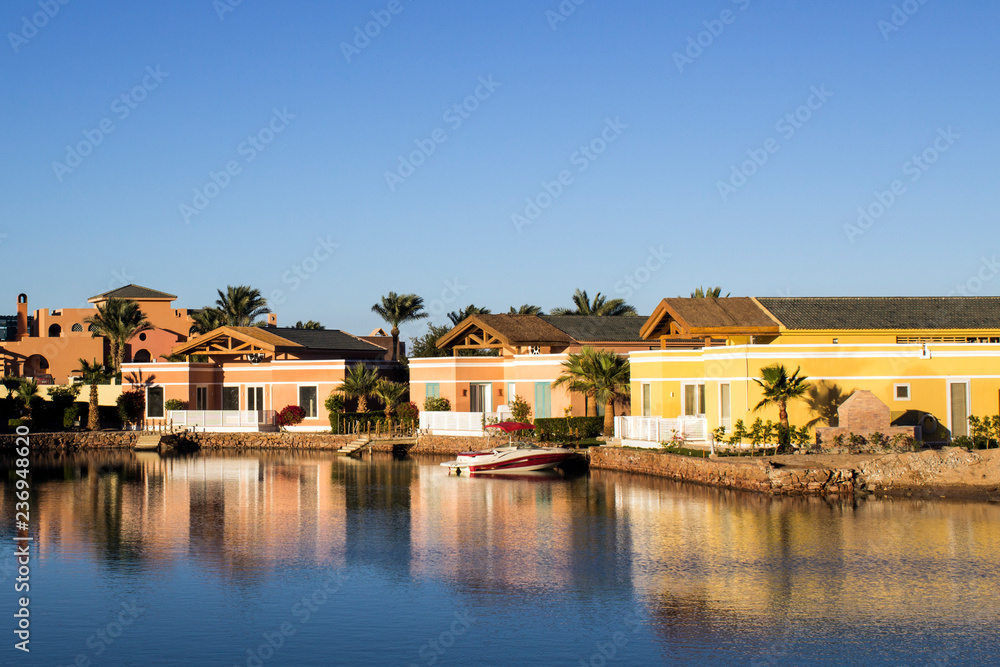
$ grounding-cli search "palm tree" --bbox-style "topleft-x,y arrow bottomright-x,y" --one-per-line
214,285 -> 271,327
690,286 -> 730,298
84,298 -> 152,373
337,364 -> 381,413
550,289 -> 637,316
447,305 -> 491,326
294,320 -> 325,329
373,380 -> 408,431
509,304 -> 542,315
190,307 -> 224,335
753,364 -> 810,448
552,347 -> 631,435
371,292 -> 427,362
77,358 -> 113,431
14,378 -> 40,422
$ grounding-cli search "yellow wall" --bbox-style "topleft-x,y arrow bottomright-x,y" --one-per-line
632,341 -> 1000,438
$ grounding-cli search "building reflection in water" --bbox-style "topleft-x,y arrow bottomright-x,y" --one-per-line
3,452 -> 1000,634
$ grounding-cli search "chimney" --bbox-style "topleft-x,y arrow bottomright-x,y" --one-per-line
16,294 -> 27,341
267,313 -> 277,328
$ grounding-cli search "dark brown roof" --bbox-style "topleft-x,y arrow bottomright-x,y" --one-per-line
641,298 -> 779,339
89,284 -> 177,302
266,327 -> 385,352
438,314 -> 573,348
540,315 -> 646,342
757,297 -> 1000,330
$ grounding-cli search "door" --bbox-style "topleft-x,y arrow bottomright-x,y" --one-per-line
683,383 -> 706,417
950,382 -> 969,438
222,386 -> 239,411
470,383 -> 491,412
147,387 -> 164,419
196,386 -> 208,410
247,387 -> 264,411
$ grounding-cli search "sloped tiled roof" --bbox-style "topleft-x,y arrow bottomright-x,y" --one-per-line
540,315 -> 646,342
757,297 -> 1000,330
89,284 -> 177,302
641,297 -> 779,339
266,327 -> 385,352
437,314 -> 573,348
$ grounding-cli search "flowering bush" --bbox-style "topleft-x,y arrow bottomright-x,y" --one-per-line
396,401 -> 419,424
277,405 -> 306,427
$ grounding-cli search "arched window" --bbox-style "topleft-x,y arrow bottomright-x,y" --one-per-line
71,323 -> 83,332
17,294 -> 27,304
48,324 -> 61,338
88,324 -> 98,333
132,349 -> 151,363
24,354 -> 49,376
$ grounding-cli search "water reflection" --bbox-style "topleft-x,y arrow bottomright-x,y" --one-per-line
2,451 -> 999,663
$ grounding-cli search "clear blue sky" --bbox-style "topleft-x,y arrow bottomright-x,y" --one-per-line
3,1 -> 998,343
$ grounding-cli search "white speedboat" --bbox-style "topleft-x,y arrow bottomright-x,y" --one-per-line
440,421 -> 577,475
440,441 -> 577,475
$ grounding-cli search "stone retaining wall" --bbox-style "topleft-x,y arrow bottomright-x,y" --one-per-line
0,431 -> 356,452
589,447 -> 860,496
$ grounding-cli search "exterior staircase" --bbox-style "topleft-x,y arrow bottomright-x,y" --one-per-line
337,436 -> 371,456
134,434 -> 162,451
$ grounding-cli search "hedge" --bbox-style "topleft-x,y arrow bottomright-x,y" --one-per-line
534,416 -> 604,441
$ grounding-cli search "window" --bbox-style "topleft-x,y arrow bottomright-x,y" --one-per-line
298,386 -> 318,418
88,324 -> 98,333
508,383 -> 516,403
71,323 -> 83,332
48,324 -> 61,337
196,387 -> 208,410
147,387 -> 164,418
470,383 -> 491,412
641,383 -> 651,417
426,383 -> 440,398
528,346 -> 541,355
222,386 -> 239,410
894,383 -> 910,401
682,383 -> 706,417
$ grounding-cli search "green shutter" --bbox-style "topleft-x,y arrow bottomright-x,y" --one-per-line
534,382 -> 551,419
426,383 -> 440,398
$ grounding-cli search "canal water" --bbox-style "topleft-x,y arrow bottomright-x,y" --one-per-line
2,451 -> 999,665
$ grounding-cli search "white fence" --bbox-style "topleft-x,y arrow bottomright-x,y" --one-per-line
168,410 -> 277,431
419,411 -> 510,436
614,416 -> 709,447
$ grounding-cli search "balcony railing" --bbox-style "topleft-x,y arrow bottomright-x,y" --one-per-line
614,416 -> 708,446
167,410 -> 277,430
418,411 -> 510,436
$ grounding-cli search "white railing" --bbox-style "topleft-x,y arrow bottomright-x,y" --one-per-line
419,411 -> 509,436
168,410 -> 276,430
614,416 -> 709,446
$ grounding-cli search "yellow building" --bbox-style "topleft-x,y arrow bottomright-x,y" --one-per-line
625,297 -> 1000,444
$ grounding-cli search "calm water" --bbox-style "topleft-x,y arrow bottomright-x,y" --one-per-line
2,451 -> 999,666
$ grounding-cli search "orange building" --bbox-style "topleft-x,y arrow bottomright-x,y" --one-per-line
409,314 -> 674,419
0,285 -> 195,383
122,324 -> 399,431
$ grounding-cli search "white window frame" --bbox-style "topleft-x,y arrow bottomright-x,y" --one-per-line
719,382 -> 731,430
297,384 -> 319,419
246,384 -> 266,411
893,383 -> 911,401
146,386 -> 165,419
681,382 -> 706,418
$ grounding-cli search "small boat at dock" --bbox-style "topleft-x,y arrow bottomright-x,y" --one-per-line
440,422 -> 576,475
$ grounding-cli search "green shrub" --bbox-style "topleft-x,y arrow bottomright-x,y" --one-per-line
423,396 -> 451,412
165,399 -> 187,412
396,401 -> 419,424
952,435 -> 973,450
8,418 -> 29,429
534,416 -> 603,442
48,385 -> 82,403
509,394 -> 531,423
63,405 -> 81,429
277,405 -> 306,427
